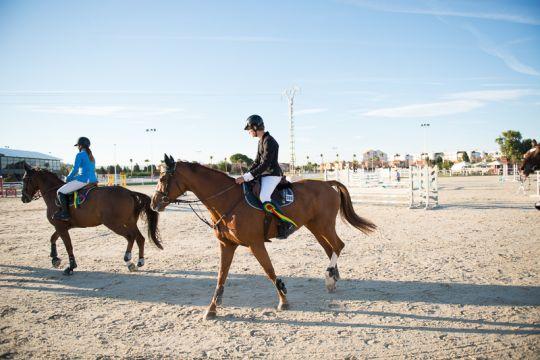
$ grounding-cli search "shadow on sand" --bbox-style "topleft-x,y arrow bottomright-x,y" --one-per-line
1,264 -> 539,335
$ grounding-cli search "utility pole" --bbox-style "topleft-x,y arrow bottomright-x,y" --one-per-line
113,144 -> 117,185
421,123 -> 430,164
283,86 -> 299,174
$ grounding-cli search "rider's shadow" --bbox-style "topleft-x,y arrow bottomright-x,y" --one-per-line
1,264 -> 539,335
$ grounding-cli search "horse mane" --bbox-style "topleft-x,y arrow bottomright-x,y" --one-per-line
181,161 -> 235,182
31,168 -> 64,185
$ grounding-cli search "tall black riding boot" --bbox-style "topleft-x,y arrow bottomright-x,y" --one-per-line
53,193 -> 70,221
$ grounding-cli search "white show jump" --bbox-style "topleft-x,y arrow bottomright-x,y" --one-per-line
323,166 -> 439,210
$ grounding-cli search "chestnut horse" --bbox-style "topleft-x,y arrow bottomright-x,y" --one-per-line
521,139 -> 539,177
21,163 -> 163,275
151,155 -> 376,319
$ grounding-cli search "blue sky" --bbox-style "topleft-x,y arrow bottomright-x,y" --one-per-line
0,0 -> 539,167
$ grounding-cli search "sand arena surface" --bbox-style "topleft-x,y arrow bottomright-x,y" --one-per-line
0,176 -> 539,359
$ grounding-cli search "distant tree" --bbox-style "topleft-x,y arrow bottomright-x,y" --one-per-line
441,160 -> 454,170
496,130 -> 534,163
217,161 -> 229,172
97,166 -> 107,175
462,152 -> 470,163
433,156 -> 443,168
106,165 -> 115,174
60,163 -> 70,176
133,163 -> 141,172
230,153 -> 253,167
520,138 -> 534,153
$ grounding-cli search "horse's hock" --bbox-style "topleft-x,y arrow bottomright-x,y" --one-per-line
321,166 -> 439,209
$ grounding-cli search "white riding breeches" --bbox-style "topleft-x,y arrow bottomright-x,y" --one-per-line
57,180 -> 86,195
259,176 -> 282,203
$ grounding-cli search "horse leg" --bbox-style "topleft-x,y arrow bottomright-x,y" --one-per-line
306,221 -> 344,293
123,233 -> 137,272
134,229 -> 145,268
50,231 -> 62,268
204,242 -> 237,320
249,242 -> 289,310
58,230 -> 77,275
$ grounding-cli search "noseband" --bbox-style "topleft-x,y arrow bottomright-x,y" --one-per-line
156,171 -> 178,206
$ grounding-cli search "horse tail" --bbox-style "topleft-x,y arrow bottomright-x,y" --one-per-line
326,180 -> 377,235
131,191 -> 163,250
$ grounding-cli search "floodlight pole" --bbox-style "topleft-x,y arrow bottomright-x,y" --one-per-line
284,86 -> 299,174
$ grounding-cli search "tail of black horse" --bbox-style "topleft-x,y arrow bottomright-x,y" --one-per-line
326,180 -> 377,234
131,192 -> 163,249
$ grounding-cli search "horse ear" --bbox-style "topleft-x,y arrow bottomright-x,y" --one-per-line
168,154 -> 175,163
163,154 -> 170,165
532,139 -> 538,147
23,162 -> 33,172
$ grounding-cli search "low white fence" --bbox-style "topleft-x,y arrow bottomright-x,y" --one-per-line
320,167 -> 438,209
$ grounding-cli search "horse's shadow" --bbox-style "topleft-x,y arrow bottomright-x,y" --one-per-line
1,264 -> 539,335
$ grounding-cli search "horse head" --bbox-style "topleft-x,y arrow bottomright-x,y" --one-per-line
521,139 -> 540,177
21,163 -> 39,203
151,154 -> 186,211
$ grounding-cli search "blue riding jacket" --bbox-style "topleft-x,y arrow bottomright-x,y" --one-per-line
66,150 -> 98,183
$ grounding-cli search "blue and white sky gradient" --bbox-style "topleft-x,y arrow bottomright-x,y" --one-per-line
0,0 -> 539,166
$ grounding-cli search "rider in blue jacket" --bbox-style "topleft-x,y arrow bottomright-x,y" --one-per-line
53,137 -> 98,221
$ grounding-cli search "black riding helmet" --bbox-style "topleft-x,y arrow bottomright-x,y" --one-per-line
244,114 -> 264,131
74,137 -> 91,147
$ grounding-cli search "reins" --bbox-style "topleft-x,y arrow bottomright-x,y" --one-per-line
171,184 -> 236,205
24,180 -> 61,201
171,183 -> 241,230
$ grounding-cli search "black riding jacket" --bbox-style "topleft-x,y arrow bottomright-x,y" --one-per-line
248,132 -> 283,178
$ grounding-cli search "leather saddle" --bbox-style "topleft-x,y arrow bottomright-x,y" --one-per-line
66,182 -> 98,208
242,176 -> 294,210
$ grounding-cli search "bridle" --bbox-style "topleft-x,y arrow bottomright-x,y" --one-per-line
156,167 -> 240,229
155,171 -> 178,206
22,173 -> 61,202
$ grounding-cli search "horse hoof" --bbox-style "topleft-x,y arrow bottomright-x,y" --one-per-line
203,310 -> 217,320
326,283 -> 337,293
278,302 -> 290,311
137,259 -> 145,267
63,267 -> 74,276
127,263 -> 137,272
52,257 -> 62,268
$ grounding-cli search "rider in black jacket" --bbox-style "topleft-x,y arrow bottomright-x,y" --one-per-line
235,115 -> 297,239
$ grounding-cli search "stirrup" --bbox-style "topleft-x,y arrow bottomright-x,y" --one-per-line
277,222 -> 296,240
53,210 -> 70,221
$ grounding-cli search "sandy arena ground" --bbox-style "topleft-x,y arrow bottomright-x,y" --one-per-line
0,176 -> 539,359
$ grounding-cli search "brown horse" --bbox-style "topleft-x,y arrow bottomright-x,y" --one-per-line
151,155 -> 376,319
21,163 -> 163,275
521,140 -> 540,210
521,139 -> 540,177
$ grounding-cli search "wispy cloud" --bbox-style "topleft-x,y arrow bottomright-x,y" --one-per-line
362,88 -> 535,118
0,90 -> 280,97
340,0 -> 540,25
295,108 -> 328,116
363,100 -> 483,118
464,25 -> 540,76
23,105 -> 183,118
113,35 -> 291,43
446,89 -> 535,101
296,125 -> 319,130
